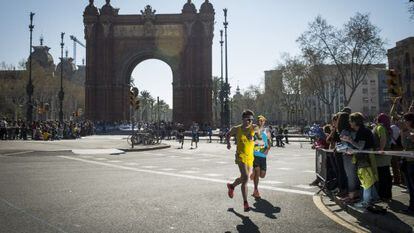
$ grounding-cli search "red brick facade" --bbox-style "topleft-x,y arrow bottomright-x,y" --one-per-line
83,1 -> 214,126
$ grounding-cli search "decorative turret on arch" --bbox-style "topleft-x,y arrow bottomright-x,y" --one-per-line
83,1 -> 215,126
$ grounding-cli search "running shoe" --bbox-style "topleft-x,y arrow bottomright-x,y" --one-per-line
252,189 -> 261,199
244,202 -> 250,212
227,183 -> 234,198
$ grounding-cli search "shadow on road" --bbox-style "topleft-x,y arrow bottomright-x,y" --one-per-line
251,198 -> 281,219
227,208 -> 260,233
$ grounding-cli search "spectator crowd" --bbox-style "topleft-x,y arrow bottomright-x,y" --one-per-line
0,118 -> 94,140
309,102 -> 414,215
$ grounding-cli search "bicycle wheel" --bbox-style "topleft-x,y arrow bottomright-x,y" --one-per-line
132,135 -> 140,145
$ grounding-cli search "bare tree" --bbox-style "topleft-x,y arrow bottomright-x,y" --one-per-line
301,49 -> 342,118
409,0 -> 414,20
278,54 -> 306,124
297,13 -> 386,106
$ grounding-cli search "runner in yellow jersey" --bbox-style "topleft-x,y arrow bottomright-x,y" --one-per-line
226,109 -> 261,211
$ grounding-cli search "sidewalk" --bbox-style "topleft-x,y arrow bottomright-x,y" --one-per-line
320,185 -> 414,233
0,135 -> 170,153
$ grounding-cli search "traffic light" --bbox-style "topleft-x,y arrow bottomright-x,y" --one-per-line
131,87 -> 139,98
386,69 -> 402,96
129,91 -> 135,106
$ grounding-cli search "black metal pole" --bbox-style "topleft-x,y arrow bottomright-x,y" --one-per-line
59,32 -> 65,124
157,96 -> 160,128
219,30 -> 224,129
223,8 -> 230,129
26,12 -> 35,123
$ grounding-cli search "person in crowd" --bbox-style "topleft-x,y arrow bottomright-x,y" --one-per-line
190,122 -> 199,149
177,123 -> 185,149
373,113 -> 393,202
283,126 -> 289,144
341,112 -> 379,209
336,112 -> 360,204
226,110 -> 261,212
207,124 -> 213,143
400,112 -> 414,214
390,116 -> 403,185
268,125 -> 275,147
276,126 -> 285,147
309,124 -> 330,187
0,117 -> 7,140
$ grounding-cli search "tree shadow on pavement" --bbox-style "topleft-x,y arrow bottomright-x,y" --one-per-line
251,198 -> 281,219
227,208 -> 260,233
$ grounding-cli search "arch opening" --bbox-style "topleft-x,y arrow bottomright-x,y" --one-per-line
130,59 -> 173,122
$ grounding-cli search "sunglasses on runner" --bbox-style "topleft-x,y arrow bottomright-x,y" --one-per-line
243,117 -> 254,122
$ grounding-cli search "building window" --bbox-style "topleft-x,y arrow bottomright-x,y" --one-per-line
363,97 -> 369,103
370,80 -> 376,85
362,88 -> 368,94
363,106 -> 369,112
362,79 -> 368,85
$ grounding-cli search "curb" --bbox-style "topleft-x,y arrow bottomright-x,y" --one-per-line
120,144 -> 171,152
328,195 -> 414,233
314,195 -> 370,233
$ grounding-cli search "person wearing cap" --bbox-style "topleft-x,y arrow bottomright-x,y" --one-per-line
250,115 -> 272,198
226,109 -> 261,212
341,107 -> 352,114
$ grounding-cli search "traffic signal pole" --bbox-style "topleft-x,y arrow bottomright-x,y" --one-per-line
130,87 -> 139,149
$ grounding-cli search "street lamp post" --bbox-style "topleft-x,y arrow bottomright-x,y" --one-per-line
26,12 -> 35,123
219,30 -> 224,129
59,32 -> 65,124
157,96 -> 160,128
223,8 -> 230,129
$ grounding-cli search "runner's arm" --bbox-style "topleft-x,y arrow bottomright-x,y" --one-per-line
226,127 -> 237,149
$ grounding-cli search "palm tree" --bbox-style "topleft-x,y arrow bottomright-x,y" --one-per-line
140,90 -> 152,122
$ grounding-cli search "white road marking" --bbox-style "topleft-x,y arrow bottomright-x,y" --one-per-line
160,168 -> 177,171
276,167 -> 292,171
216,161 -> 228,164
261,180 -> 284,185
72,149 -> 125,155
181,157 -> 194,160
180,170 -> 199,174
200,159 -> 211,162
169,155 -> 179,158
59,156 -> 314,196
0,151 -> 34,156
204,173 -> 223,177
295,184 -> 315,190
303,170 -> 315,173
124,162 -> 139,166
141,165 -> 158,169
94,158 -> 108,161
107,160 -> 122,163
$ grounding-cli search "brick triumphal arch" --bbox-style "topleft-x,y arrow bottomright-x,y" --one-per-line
83,0 -> 214,126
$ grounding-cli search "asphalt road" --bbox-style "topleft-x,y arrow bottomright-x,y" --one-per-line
0,140 -> 351,233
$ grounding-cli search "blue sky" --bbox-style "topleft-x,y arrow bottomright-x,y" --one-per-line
0,0 -> 413,106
